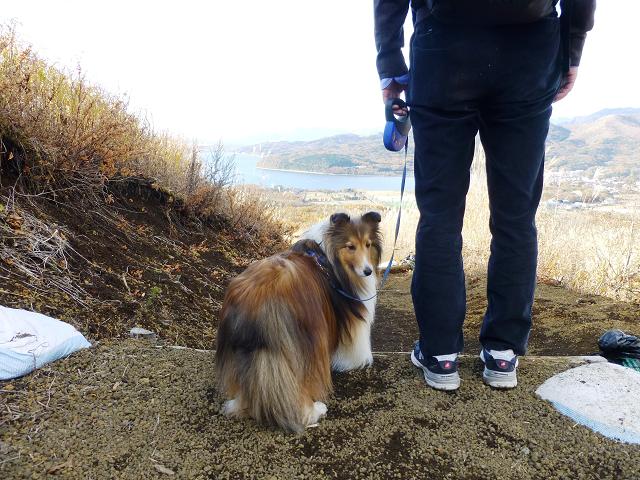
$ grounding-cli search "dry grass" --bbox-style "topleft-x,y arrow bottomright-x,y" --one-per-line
535,209 -> 640,301
0,25 -> 286,312
0,25 -> 282,239
0,192 -> 89,304
460,148 -> 640,301
0,27 -> 181,188
280,147 -> 640,302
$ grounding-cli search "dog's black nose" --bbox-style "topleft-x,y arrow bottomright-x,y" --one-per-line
363,267 -> 373,276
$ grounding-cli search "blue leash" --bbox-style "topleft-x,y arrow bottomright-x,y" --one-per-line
308,140 -> 409,303
377,98 -> 411,289
378,139 -> 408,289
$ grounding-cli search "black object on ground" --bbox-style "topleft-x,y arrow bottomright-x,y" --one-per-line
598,329 -> 640,360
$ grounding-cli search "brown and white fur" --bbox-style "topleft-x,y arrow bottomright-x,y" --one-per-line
216,212 -> 382,432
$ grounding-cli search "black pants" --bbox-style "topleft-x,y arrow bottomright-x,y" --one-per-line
407,15 -> 562,357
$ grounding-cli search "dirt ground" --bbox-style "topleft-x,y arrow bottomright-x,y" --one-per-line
2,272 -> 640,479
374,273 -> 640,355
2,340 -> 640,479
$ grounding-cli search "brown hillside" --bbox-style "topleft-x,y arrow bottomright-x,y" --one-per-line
0,171 -> 284,349
0,28 -> 285,349
550,113 -> 640,177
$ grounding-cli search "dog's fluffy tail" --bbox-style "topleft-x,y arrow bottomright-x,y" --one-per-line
216,259 -> 333,432
246,348 -> 306,431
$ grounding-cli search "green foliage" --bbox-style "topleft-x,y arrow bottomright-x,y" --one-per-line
144,285 -> 163,309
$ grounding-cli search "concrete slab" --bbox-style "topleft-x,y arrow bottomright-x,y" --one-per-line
536,362 -> 640,444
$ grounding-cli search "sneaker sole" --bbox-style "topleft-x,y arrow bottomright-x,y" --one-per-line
482,367 -> 518,389
410,351 -> 460,391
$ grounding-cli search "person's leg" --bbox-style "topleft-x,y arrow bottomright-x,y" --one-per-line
478,17 -> 562,355
411,106 -> 477,357
407,17 -> 495,357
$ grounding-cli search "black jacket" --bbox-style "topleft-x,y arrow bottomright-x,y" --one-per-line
374,0 -> 596,80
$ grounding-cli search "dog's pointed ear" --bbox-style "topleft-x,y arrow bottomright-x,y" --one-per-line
330,213 -> 350,226
362,211 -> 382,225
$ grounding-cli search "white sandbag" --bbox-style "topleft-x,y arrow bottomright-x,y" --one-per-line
0,305 -> 91,380
536,362 -> 640,444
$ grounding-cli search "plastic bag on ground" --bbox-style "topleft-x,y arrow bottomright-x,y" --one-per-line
598,329 -> 640,360
0,305 -> 91,380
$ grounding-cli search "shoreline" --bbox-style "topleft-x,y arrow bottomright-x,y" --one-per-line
255,166 -> 405,177
231,151 -> 409,178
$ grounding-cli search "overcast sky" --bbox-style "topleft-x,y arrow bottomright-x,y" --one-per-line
3,1 -> 639,144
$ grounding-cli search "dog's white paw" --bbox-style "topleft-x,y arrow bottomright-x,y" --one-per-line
314,401 -> 328,416
221,399 -> 240,417
363,352 -> 374,368
306,401 -> 328,426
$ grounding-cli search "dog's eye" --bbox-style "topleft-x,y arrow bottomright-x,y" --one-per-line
366,242 -> 372,248
346,244 -> 356,251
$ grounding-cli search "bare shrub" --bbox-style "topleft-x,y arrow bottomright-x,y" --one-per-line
202,140 -> 235,189
183,142 -> 234,215
0,192 -> 89,304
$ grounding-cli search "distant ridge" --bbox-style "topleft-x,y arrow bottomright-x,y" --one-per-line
239,109 -> 640,180
554,107 -> 640,126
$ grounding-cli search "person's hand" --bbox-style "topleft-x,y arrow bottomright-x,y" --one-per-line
382,80 -> 408,115
554,67 -> 578,103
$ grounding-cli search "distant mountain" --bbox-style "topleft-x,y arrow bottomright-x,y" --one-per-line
241,109 -> 640,180
547,110 -> 640,178
222,127 -> 381,147
242,133 -> 416,175
554,108 -> 640,126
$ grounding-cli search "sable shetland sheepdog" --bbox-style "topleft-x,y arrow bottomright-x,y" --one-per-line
216,211 -> 382,432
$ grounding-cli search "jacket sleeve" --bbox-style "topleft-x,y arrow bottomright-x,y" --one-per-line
374,0 -> 411,80
565,0 -> 596,66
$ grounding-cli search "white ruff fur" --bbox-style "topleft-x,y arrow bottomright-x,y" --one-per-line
302,220 -> 377,371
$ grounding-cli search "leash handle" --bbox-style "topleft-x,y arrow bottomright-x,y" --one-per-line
384,99 -> 412,152
385,99 -> 411,135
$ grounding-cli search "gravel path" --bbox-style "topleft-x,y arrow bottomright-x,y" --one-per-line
2,340 -> 639,479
